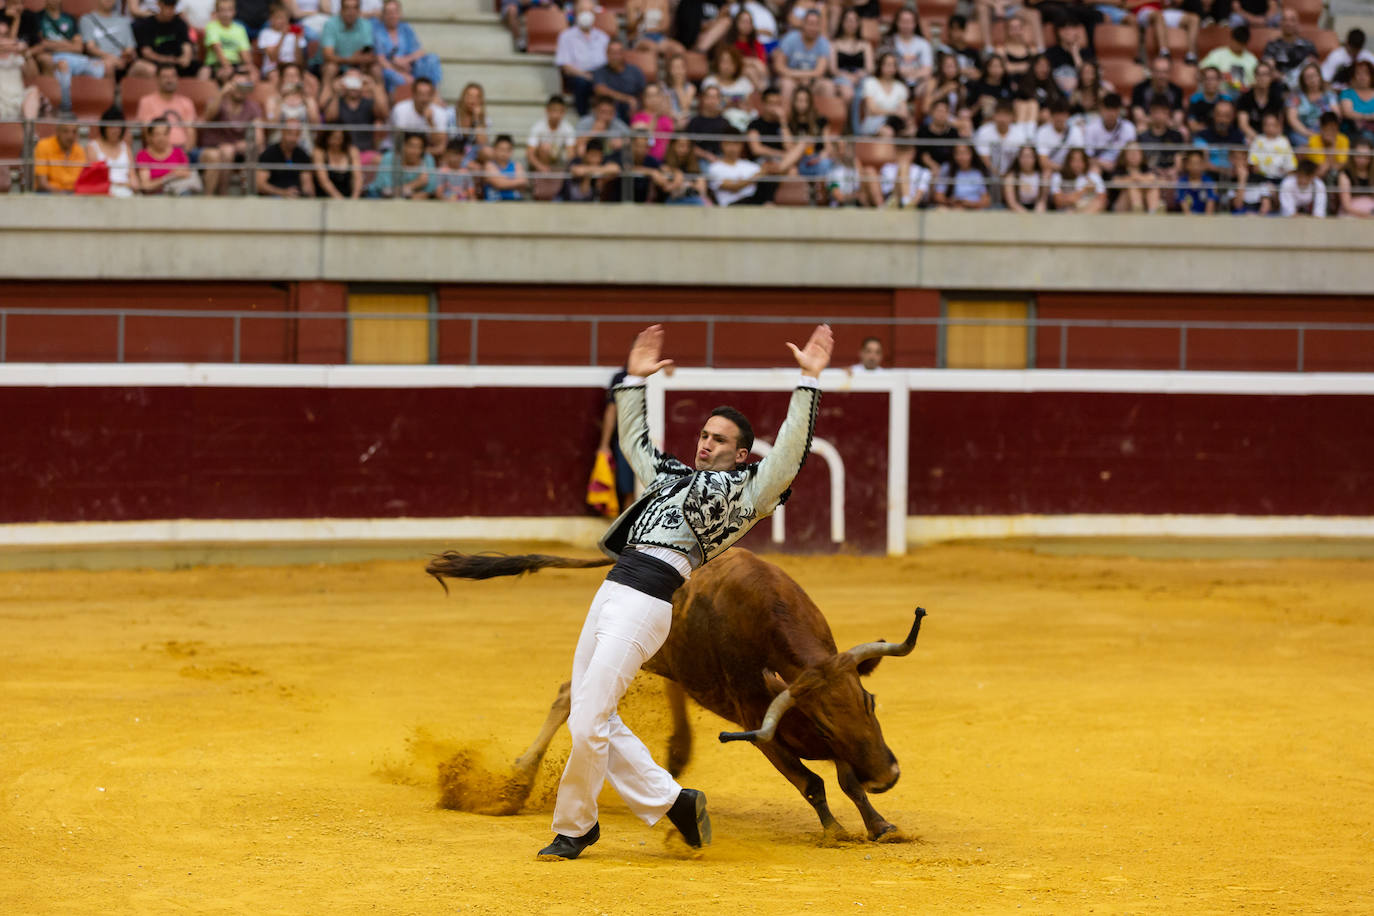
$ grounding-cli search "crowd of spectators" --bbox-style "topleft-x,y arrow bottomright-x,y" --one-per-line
6,0 -> 1374,214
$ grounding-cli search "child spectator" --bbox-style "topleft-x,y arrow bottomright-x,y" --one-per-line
1175,148 -> 1219,213
483,133 -> 528,200
367,130 -> 436,198
1305,112 -> 1350,181
204,0 -> 252,83
528,94 -> 577,177
567,137 -> 618,202
433,138 -> 475,200
1277,158 -> 1326,216
1198,25 -> 1258,94
1112,141 -> 1162,212
1138,99 -> 1183,176
880,157 -> 932,209
708,126 -> 765,205
256,3 -> 306,84
1246,109 -> 1295,212
826,140 -> 873,206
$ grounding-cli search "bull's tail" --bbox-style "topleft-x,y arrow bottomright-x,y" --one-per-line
426,550 -> 613,592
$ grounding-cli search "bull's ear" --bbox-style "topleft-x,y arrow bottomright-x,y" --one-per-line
762,669 -> 790,696
856,656 -> 883,676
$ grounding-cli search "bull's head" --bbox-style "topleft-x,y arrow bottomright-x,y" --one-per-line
719,607 -> 926,793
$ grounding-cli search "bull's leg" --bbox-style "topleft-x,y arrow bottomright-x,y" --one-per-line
755,742 -> 846,839
664,680 -> 692,778
834,761 -> 899,841
511,680 -> 572,783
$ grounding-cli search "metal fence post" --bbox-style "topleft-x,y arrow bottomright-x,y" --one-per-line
1059,324 -> 1068,369
1296,327 -> 1305,373
21,120 -> 34,193
589,317 -> 598,365
1178,325 -> 1187,370
1,312 -> 6,362
469,316 -> 479,366
116,312 -> 125,363
232,314 -> 242,363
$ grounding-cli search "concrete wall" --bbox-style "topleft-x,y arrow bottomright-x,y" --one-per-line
4,198 -> 1373,293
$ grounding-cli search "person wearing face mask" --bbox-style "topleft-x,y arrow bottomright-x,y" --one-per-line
556,0 -> 609,116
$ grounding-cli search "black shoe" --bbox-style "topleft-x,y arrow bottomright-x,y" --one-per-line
536,823 -> 600,860
666,788 -> 712,848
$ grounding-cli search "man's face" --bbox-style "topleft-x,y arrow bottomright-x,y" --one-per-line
546,101 -> 564,125
606,41 -> 624,70
993,108 -> 1011,131
1101,105 -> 1119,128
720,138 -> 742,160
1051,109 -> 1067,130
1152,59 -> 1170,85
55,123 -> 77,148
1202,70 -> 1220,94
763,93 -> 781,120
594,100 -> 614,123
1213,102 -> 1234,130
930,101 -> 948,126
493,140 -> 512,163
343,80 -> 361,100
413,82 -> 433,109
1149,105 -> 1169,130
1282,8 -> 1298,36
630,134 -> 647,158
341,0 -> 359,26
948,21 -> 965,46
802,13 -> 820,40
156,0 -> 176,19
700,88 -> 721,116
382,1 -> 401,28
695,416 -> 747,471
282,125 -> 301,147
158,68 -> 178,92
859,341 -> 883,370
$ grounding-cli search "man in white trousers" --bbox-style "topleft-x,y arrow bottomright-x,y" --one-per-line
538,322 -> 834,860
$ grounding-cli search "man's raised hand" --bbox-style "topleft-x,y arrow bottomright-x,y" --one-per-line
787,324 -> 834,378
627,324 -> 675,377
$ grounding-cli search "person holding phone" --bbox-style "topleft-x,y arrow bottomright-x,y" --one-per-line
321,0 -> 378,87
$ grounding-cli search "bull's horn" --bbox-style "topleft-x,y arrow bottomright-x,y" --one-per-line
718,687 -> 795,744
844,607 -> 927,664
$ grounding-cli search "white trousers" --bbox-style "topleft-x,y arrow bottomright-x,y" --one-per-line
550,580 -> 682,837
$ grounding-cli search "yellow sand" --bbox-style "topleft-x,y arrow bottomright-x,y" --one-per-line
2,544 -> 1372,915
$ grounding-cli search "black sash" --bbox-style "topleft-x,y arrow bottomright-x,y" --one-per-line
605,548 -> 685,602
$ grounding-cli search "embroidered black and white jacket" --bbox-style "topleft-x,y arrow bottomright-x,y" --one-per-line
598,378 -> 820,568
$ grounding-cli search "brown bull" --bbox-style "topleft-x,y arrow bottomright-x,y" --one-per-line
429,547 -> 926,840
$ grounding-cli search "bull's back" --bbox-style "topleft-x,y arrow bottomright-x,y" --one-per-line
645,549 -> 838,729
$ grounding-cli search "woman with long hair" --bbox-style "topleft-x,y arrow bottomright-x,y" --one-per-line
88,105 -> 140,197
313,127 -> 362,199
725,8 -> 769,88
1339,60 -> 1374,140
968,54 -> 1016,127
136,118 -> 198,195
925,53 -> 968,123
789,85 -> 833,181
1002,142 -> 1045,212
654,134 -> 711,203
994,15 -> 1036,78
456,82 -> 492,156
830,8 -> 872,109
664,54 -> 698,127
1337,136 -> 1374,216
1017,52 -> 1063,125
861,51 -> 910,134
702,45 -> 757,130
1111,140 -> 1160,212
886,7 -> 933,90
1051,146 -> 1106,211
1070,60 -> 1111,125
631,83 -> 677,159
1287,62 -> 1339,143
933,141 -> 991,209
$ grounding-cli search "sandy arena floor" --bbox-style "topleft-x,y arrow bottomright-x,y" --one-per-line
2,543 -> 1372,915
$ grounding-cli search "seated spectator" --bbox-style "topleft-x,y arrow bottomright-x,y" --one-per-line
1016,52 -> 1062,125
372,0 -> 439,95
1336,137 -> 1374,215
80,0 -> 154,81
968,55 -> 1018,128
483,133 -> 528,200
726,4 -> 774,68
628,0 -> 685,54
974,99 -> 1031,176
1111,141 -> 1161,211
917,96 -> 964,173
235,0 -> 272,40
313,126 -> 362,198
321,0 -> 380,88
1321,28 -> 1374,88
1263,8 -> 1316,86
1236,61 -> 1285,140
1246,108 -> 1296,206
1071,59 -> 1110,124
1287,62 -> 1339,145
287,0 -> 332,42
772,9 -> 833,104
783,0 -> 826,35
136,117 -> 201,194
529,93 -> 577,177
367,130 -> 435,197
4,0 -> 42,50
1277,158 -> 1325,215
87,106 -> 140,196
1084,93 -> 1136,173
880,158 -> 933,208
830,9 -> 872,110
653,135 -> 709,204
198,69 -> 263,195
455,81 -> 491,157
34,0 -> 108,112
670,0 -> 731,54
663,54 -> 697,126
1131,56 -> 1185,132
0,17 -> 44,124
576,94 -> 631,158
1305,111 -> 1349,181
1194,98 -> 1247,210
1036,97 -> 1085,172
1050,146 -> 1106,212
992,15 -> 1038,80
1003,143 -> 1047,212
1224,0 -> 1278,30
937,15 -> 982,80
607,129 -> 660,202
567,137 -> 619,201
631,83 -> 675,159
684,84 -> 730,162
1174,148 -> 1219,213
33,116 -> 86,192
136,62 -> 198,153
860,52 -> 910,135
1339,60 -> 1374,140
933,142 -> 992,210
556,0 -> 610,116
788,86 -> 833,183
133,0 -> 196,76
256,118 -> 314,196
926,53 -> 970,126
1045,21 -> 1094,95
1136,0 -> 1199,65
256,3 -> 307,84
703,45 -> 756,130
1199,25 -> 1258,94
322,69 -> 389,162
593,38 -> 647,124
433,137 -> 475,200
826,140 -> 878,207
708,126 -> 767,205
389,76 -> 455,157
975,0 -> 1041,70
263,61 -> 321,150
1139,98 -> 1185,175
204,0 -> 252,83
500,0 -> 553,53
1187,67 -> 1232,135
885,8 -> 933,91
744,86 -> 803,203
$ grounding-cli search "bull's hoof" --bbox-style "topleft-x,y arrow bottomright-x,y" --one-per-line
869,824 -> 910,843
666,735 -> 691,778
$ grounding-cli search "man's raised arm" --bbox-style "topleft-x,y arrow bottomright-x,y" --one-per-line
612,324 -> 680,487
747,324 -> 833,512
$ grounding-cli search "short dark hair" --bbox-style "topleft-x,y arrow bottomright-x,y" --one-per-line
709,406 -> 754,454
155,61 -> 178,75
584,137 -> 605,154
402,131 -> 426,146
1320,110 -> 1340,127
413,77 -> 434,91
593,94 -> 615,108
994,99 -> 1014,115
1102,92 -> 1123,109
761,87 -> 780,101
1348,28 -> 1366,51
1048,98 -> 1071,115
546,94 -> 566,107
1298,158 -> 1319,175
948,13 -> 967,29
494,133 -> 514,145
445,136 -> 467,154
861,336 -> 882,348
1148,97 -> 1170,110
1231,24 -> 1250,44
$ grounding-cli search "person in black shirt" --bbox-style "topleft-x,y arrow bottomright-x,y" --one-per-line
966,54 -> 1017,127
256,120 -> 315,197
1130,56 -> 1185,131
607,130 -> 659,202
1139,98 -> 1184,175
133,0 -> 196,77
916,96 -> 962,172
685,84 -> 729,162
1235,61 -> 1285,140
3,0 -> 41,47
745,87 -> 804,204
235,0 -> 271,40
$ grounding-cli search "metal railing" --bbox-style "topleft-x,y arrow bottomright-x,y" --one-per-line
1,308 -> 1371,371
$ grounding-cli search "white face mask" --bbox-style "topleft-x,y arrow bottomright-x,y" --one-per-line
576,9 -> 594,29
